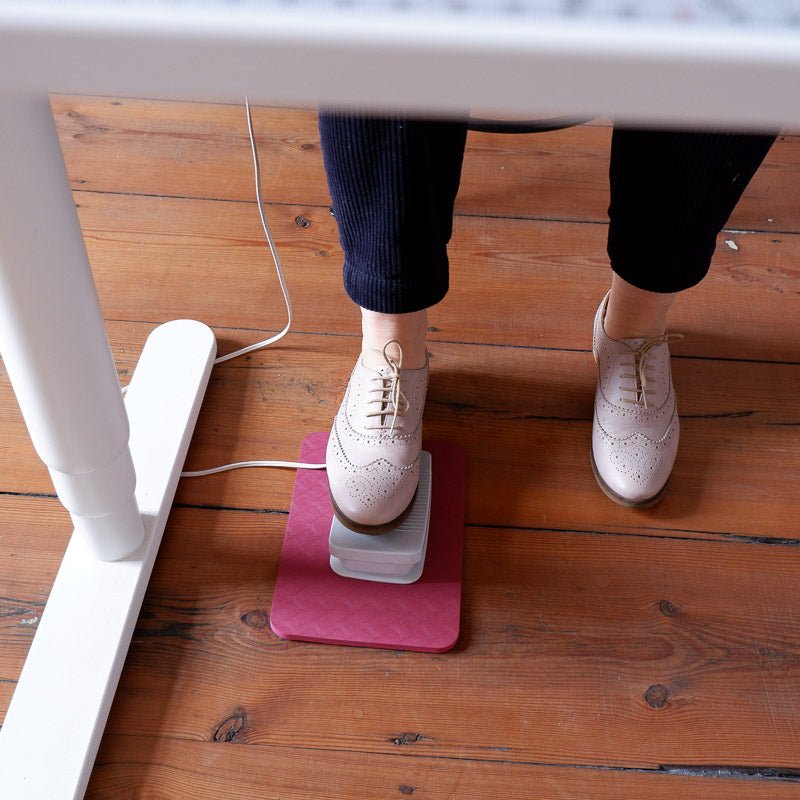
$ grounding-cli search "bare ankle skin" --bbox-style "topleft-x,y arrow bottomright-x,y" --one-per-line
360,308 -> 429,369
604,273 -> 677,340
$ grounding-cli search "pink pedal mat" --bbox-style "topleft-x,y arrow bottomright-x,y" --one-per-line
270,432 -> 466,653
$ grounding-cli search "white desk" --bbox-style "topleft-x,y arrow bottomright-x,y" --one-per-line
1,0 -> 799,127
0,2 -> 798,798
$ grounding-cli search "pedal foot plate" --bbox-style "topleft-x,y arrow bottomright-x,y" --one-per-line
270,432 -> 466,653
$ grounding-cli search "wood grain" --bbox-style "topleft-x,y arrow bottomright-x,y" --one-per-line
52,96 -> 800,233
1,97 -> 799,798
83,506 -> 800,769
0,496 -> 71,714
87,735 -> 800,799
4,498 -> 800,773
0,322 -> 799,539
74,190 -> 800,362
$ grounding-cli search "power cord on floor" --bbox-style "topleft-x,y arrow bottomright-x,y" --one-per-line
128,98 -> 327,476
211,97 -> 293,366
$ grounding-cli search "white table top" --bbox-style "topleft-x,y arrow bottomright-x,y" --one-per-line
1,0 -> 798,127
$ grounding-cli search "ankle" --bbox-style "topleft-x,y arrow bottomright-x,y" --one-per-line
361,308 -> 428,369
603,314 -> 667,341
603,275 -> 675,341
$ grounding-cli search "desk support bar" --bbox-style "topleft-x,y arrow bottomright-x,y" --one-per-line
0,319 -> 216,799
0,93 -> 143,560
0,94 -> 218,798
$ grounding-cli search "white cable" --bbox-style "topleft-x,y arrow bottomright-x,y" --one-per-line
182,460 -> 326,477
114,100 -> 323,473
118,98 -> 292,386
179,98 -> 325,476
212,96 -> 292,365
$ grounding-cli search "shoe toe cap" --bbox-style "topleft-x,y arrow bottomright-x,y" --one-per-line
333,460 -> 419,527
326,433 -> 419,527
592,424 -> 678,506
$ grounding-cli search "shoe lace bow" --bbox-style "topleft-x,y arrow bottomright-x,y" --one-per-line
619,333 -> 683,409
366,340 -> 409,435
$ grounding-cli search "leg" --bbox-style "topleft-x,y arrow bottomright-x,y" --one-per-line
320,112 -> 467,366
319,112 -> 467,528
360,307 -> 429,369
607,127 -> 777,298
592,127 -> 778,506
603,272 -> 677,341
0,94 -> 216,799
606,127 -> 777,338
0,94 -> 143,560
320,112 -> 467,316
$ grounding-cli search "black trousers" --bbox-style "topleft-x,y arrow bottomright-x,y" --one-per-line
319,114 -> 776,314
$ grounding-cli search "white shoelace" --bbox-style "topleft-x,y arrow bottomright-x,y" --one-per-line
619,333 -> 683,409
366,340 -> 409,435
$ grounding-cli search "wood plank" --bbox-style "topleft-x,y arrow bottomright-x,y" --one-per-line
90,508 -> 800,769
4,498 -> 800,772
86,734 -> 800,799
0,497 -> 69,714
100,320 -> 800,543
1,322 -> 799,539
0,321 -> 216,800
52,96 -> 800,232
1,96 -> 797,799
168,335 -> 800,540
74,190 -> 800,363
53,96 -> 328,208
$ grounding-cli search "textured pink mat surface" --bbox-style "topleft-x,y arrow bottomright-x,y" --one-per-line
270,432 -> 466,653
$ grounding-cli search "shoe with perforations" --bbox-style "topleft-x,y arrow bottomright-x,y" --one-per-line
591,293 -> 682,508
326,340 -> 428,533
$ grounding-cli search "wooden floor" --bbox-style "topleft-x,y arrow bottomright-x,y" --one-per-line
1,97 -> 800,798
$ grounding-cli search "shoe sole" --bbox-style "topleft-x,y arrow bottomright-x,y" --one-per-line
329,489 -> 418,536
589,447 -> 669,510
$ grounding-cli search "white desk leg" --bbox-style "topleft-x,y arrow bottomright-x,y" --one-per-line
0,95 -> 218,798
0,93 -> 142,561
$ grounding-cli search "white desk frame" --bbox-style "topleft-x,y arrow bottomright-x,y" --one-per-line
0,2 -> 798,798
0,92 -> 217,799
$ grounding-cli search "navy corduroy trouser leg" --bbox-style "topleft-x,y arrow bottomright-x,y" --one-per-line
607,127 -> 777,293
319,112 -> 777,312
319,113 -> 468,313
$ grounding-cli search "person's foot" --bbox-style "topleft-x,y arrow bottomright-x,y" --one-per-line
326,340 -> 428,533
591,293 -> 682,508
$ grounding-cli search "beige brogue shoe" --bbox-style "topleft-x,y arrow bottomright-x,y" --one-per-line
326,340 -> 428,533
591,293 -> 683,508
